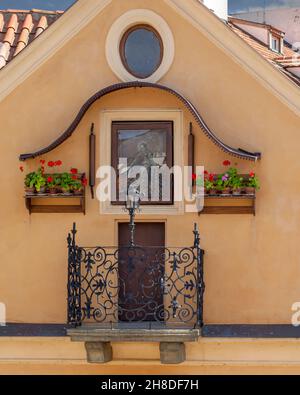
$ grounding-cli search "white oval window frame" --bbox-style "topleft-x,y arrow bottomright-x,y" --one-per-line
105,9 -> 175,82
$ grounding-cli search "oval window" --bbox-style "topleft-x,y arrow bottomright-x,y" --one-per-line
120,25 -> 163,79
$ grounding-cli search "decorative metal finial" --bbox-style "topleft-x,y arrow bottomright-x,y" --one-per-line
193,222 -> 200,249
71,222 -> 77,246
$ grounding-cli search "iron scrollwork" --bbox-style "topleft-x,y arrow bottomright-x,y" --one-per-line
67,223 -> 204,328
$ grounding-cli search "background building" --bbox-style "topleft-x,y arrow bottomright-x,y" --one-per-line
232,6 -> 300,47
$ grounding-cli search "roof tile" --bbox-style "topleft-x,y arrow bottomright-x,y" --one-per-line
0,9 -> 62,69
35,15 -> 48,38
15,14 -> 33,55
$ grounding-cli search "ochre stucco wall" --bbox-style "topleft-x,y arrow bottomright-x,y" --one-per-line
2,337 -> 300,375
0,0 -> 300,325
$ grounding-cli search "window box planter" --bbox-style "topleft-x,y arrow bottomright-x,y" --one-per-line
199,194 -> 256,215
25,192 -> 86,214
196,163 -> 259,215
23,165 -> 87,214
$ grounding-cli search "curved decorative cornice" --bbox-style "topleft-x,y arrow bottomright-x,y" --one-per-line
19,81 -> 261,161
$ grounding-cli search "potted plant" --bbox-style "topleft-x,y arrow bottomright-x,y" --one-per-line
216,173 -> 231,194
204,179 -> 214,195
222,173 -> 231,195
215,175 -> 223,194
24,172 -> 36,194
46,175 -> 60,195
60,172 -> 73,195
33,168 -> 46,194
231,176 -> 244,195
245,172 -> 260,195
71,179 -> 83,195
70,174 -> 83,195
204,173 -> 217,195
45,160 -> 62,193
227,167 -> 244,195
222,161 -> 238,194
71,174 -> 87,195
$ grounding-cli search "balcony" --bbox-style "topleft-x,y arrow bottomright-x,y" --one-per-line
66,223 -> 205,364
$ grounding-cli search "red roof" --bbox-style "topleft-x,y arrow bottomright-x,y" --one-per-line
0,9 -> 63,69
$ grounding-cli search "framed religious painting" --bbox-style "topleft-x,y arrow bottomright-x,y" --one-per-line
111,121 -> 174,205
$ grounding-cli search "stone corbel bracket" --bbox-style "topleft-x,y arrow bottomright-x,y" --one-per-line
67,327 -> 200,364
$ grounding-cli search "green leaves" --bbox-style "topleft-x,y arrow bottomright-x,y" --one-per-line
24,172 -> 36,188
25,168 -> 46,191
46,174 -> 62,188
248,175 -> 260,189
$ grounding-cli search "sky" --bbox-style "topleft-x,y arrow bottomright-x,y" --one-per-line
0,0 -> 75,10
230,0 -> 300,12
1,0 -> 300,13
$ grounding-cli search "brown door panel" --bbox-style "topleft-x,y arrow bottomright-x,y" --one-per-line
118,223 -> 165,322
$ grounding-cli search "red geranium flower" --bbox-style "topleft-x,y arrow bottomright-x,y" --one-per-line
55,160 -> 62,166
19,166 -> 24,172
40,159 -> 45,165
209,173 -> 215,182
70,168 -> 78,174
81,177 -> 88,186
249,172 -> 255,178
192,173 -> 197,180
223,160 -> 231,166
204,170 -> 208,175
47,176 -> 53,183
48,161 -> 55,167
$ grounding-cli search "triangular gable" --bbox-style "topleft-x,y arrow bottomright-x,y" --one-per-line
0,0 -> 299,118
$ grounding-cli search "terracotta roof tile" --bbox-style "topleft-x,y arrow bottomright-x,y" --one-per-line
35,15 -> 48,38
15,14 -> 33,55
0,9 -> 63,69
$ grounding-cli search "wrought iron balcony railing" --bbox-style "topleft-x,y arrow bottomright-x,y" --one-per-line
67,223 -> 205,329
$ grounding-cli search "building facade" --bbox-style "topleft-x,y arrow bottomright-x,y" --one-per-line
231,6 -> 300,48
0,0 -> 300,374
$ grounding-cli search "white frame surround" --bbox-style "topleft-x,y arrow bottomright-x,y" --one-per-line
269,32 -> 282,54
105,9 -> 175,83
99,109 -> 184,215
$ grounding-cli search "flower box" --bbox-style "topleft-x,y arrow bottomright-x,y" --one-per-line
194,161 -> 259,215
22,160 -> 87,214
25,193 -> 86,214
199,194 -> 256,215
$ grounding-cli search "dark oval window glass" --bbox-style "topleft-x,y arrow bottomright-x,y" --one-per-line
120,25 -> 163,79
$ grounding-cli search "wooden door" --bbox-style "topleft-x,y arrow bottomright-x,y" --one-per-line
118,222 -> 165,322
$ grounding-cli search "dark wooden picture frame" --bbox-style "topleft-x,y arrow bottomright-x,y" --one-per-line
111,121 -> 174,205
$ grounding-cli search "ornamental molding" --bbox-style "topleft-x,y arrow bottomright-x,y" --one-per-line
19,81 -> 261,161
105,9 -> 175,83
